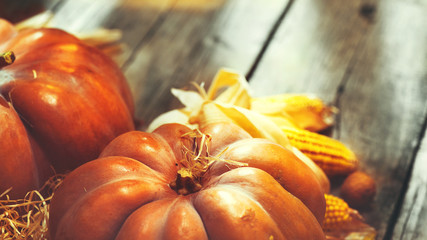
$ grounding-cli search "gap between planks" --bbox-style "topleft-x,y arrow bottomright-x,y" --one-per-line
384,106 -> 427,239
245,0 -> 295,81
120,0 -> 178,70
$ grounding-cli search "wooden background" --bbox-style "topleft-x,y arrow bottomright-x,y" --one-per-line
2,0 -> 427,239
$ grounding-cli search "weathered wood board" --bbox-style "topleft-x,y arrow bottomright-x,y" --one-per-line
250,0 -> 427,238
1,0 -> 427,239
25,0 -> 292,128
393,125 -> 427,239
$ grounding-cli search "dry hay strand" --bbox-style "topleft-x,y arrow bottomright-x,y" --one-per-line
0,174 -> 65,240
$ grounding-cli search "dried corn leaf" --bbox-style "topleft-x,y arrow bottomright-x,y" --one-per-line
147,109 -> 197,132
148,69 -> 291,148
206,68 -> 251,108
197,101 -> 291,148
251,94 -> 337,132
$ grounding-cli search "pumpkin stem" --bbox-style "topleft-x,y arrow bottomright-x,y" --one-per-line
169,169 -> 203,195
169,129 -> 211,195
0,51 -> 15,69
169,129 -> 248,195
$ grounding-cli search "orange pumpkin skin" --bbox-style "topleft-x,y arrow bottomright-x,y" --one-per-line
0,96 -> 39,196
201,122 -> 326,222
0,19 -> 134,198
49,123 -> 326,240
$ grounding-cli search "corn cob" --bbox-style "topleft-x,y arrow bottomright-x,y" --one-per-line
281,125 -> 358,176
251,94 -> 336,132
323,194 -> 363,231
324,194 -> 377,239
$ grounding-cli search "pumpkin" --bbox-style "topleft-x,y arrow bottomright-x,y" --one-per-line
49,123 -> 326,240
0,19 -> 134,198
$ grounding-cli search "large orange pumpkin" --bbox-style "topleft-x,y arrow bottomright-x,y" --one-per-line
0,19 -> 134,198
49,123 -> 326,240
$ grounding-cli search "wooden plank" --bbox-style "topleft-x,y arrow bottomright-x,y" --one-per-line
4,0 -> 427,238
249,0 -> 427,238
122,0 -> 292,128
338,1 -> 427,238
38,0 -> 292,129
0,0 -> 60,23
248,0 -> 370,102
40,0 -> 172,66
392,122 -> 427,239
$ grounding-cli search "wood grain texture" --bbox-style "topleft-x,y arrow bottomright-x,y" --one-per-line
40,0 -> 292,129
122,0 -> 291,128
40,0 -> 171,66
392,122 -> 427,240
337,1 -> 427,238
248,0 -> 370,101
3,0 -> 427,238
250,0 -> 427,239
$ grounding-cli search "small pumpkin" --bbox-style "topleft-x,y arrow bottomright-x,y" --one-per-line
49,123 -> 326,240
0,19 -> 134,198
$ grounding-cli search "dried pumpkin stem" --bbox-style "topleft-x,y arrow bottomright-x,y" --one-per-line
0,51 -> 15,69
169,129 -> 247,195
169,129 -> 210,195
169,169 -> 203,195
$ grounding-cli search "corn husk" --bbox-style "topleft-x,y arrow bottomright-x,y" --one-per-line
147,68 -> 329,192
147,68 -> 375,239
148,68 -> 333,138
251,94 -> 337,132
148,68 -> 291,148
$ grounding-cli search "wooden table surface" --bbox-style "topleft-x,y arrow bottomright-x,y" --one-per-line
2,0 -> 427,239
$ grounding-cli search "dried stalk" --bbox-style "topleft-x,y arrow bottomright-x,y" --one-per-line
0,175 -> 65,240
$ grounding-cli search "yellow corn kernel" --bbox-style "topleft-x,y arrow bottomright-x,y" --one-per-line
323,194 -> 362,231
281,126 -> 358,176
